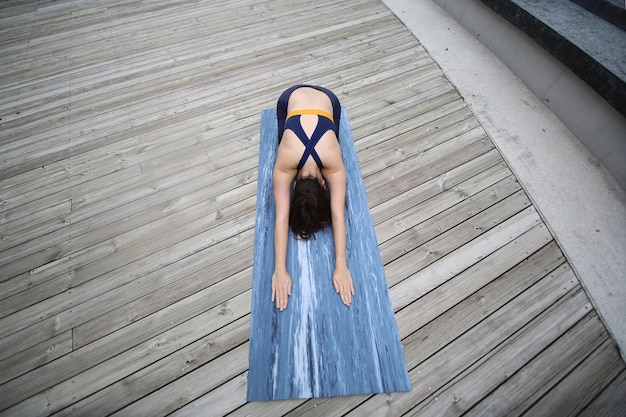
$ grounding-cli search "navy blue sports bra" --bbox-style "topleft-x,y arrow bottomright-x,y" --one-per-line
283,109 -> 336,169
276,85 -> 342,170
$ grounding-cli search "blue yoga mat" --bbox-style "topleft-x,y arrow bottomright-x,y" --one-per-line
247,107 -> 411,401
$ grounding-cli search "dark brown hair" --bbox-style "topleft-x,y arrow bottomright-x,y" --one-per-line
289,178 -> 331,240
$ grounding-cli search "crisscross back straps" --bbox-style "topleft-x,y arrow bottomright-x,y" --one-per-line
284,115 -> 336,170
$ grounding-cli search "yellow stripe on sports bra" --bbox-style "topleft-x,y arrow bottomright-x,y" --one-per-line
286,109 -> 334,123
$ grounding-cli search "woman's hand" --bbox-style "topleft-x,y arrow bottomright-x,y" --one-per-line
271,269 -> 292,311
333,265 -> 354,306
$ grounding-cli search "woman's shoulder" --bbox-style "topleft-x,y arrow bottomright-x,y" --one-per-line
275,140 -> 300,171
321,148 -> 345,175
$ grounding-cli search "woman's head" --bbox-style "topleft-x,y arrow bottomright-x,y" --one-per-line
289,177 -> 331,240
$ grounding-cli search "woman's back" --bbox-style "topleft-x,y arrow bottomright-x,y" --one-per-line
275,86 -> 343,177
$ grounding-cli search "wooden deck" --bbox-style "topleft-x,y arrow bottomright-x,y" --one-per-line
0,0 -> 624,415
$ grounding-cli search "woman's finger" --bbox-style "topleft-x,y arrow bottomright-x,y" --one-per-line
341,291 -> 350,306
276,290 -> 289,310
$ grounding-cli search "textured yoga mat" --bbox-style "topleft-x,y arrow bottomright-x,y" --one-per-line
247,107 -> 411,401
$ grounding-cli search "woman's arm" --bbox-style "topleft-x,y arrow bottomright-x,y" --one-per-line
325,165 -> 354,306
272,165 -> 293,311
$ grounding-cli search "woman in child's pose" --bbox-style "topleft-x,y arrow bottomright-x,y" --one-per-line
272,85 -> 354,311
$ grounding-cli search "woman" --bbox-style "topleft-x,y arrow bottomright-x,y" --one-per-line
271,85 -> 354,311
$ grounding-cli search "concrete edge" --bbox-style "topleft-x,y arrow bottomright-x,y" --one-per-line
383,0 -> 626,359
439,0 -> 626,190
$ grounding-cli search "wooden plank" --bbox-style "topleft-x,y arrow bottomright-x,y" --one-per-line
6,2 -> 234,64
376,166 -> 518,248
3,48 -> 400,179
1,21 -> 408,191
405,295 -> 596,416
0,330 -> 72,386
389,207 -> 543,310
521,338 -> 625,417
370,149 -> 503,223
0,158 -> 256,272
383,185 -> 533,289
3,234 -> 254,353
0,164 -> 257,277
464,313 -> 609,417
0,37 -> 414,229
108,343 -> 250,416
13,28 -> 394,140
361,109 -> 480,180
53,316 -> 250,417
357,105 -> 477,170
70,247 -> 254,348
0,275 -> 251,414
0,196 -> 255,326
1,0 -> 623,415
0,199 -> 73,255
578,370 -> 626,417
395,226 -> 560,338
0,225 -> 254,360
353,82 -> 460,150
1,5 -> 385,142
0,187 -> 253,308
378,172 -> 520,260
211,239 -> 565,417
367,136 -> 494,207
363,102 -> 481,191
0,6 -> 392,162
283,257 -> 578,417
228,394 -> 306,417
169,373 -> 249,417
19,0 -> 359,63
345,279 -> 585,416
0,0 -> 360,89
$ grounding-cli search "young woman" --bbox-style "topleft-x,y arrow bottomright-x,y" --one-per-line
271,85 -> 354,311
